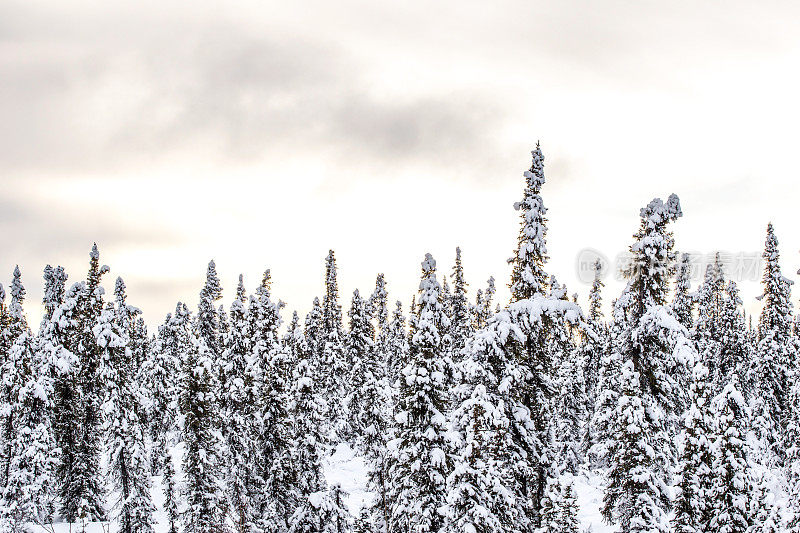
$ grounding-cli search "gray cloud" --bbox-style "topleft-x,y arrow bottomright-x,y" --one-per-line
1,12 -> 512,182
0,195 -> 179,261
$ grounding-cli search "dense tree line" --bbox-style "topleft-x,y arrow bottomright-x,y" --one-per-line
0,144 -> 799,532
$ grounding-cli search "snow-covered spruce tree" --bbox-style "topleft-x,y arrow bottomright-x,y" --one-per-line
509,142 -> 549,301
290,484 -> 353,533
348,304 -> 393,532
223,274 -> 261,533
389,254 -> 451,533
548,274 -> 584,474
672,253 -> 695,331
602,360 -> 671,533
304,297 -> 325,373
197,260 -> 223,364
248,270 -> 294,529
44,278 -> 82,521
494,144 -> 584,528
0,267 -> 58,530
180,265 -> 226,533
386,301 -> 409,386
473,276 -> 496,330
588,300 -> 623,468
602,195 -> 691,533
716,281 -> 750,394
161,447 -> 179,533
694,255 -> 724,383
582,259 -> 608,456
345,289 -> 376,443
449,247 -> 472,358
749,223 -> 795,461
286,324 -> 341,533
708,377 -> 754,533
179,331 -> 225,533
321,251 -> 348,440
63,244 -> 109,523
288,311 -> 325,499
551,336 -> 587,475
787,379 -> 800,532
671,361 -> 715,533
98,280 -> 154,533
445,324 -> 517,533
370,274 -> 390,367
0,268 -> 29,489
537,476 -> 580,533
141,303 -> 189,471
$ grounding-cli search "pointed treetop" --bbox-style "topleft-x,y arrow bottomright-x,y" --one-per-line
422,253 -> 436,274
236,274 -> 247,303
11,265 -> 25,304
201,259 -> 223,303
589,258 -> 605,322
509,144 -> 550,301
261,269 -> 272,292
624,193 -> 683,312
90,242 -> 100,260
114,277 -> 127,304
0,283 -> 5,304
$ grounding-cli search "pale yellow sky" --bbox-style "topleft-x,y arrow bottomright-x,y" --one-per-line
2,0 -> 798,328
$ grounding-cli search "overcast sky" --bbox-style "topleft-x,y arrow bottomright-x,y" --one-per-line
2,0 -> 799,328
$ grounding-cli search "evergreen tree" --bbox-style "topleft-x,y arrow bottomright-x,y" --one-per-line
64,244 -> 109,523
386,301 -> 408,385
0,267 -> 58,530
370,274 -> 390,372
290,484 -> 353,533
672,253 -> 695,331
463,146 -> 583,529
345,289 -> 377,443
321,251 -> 347,440
141,303 -> 188,470
602,360 -> 671,533
588,302 -> 622,468
694,255 -> 724,382
179,331 -> 225,533
672,361 -> 714,533
223,274 -> 261,533
389,254 -> 451,533
304,297 -> 325,373
749,223 -> 795,460
716,281 -> 750,393
537,477 -> 580,533
509,142 -> 549,301
289,312 -> 326,499
603,195 -> 687,533
249,270 -> 293,529
473,276 -> 496,330
708,377 -> 754,533
180,264 -> 226,533
98,279 -> 154,533
449,247 -> 472,357
197,260 -> 223,359
445,327 -> 517,533
551,341 -> 587,474
582,259 -> 608,457
162,448 -> 179,533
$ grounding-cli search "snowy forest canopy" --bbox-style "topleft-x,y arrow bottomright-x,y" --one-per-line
0,144 -> 799,533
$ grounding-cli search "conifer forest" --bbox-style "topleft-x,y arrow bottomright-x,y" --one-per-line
0,144 -> 799,533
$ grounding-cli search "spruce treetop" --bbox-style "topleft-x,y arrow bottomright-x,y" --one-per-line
200,260 -> 223,304
625,193 -> 682,317
757,223 -> 794,342
323,250 -> 343,335
509,142 -> 549,302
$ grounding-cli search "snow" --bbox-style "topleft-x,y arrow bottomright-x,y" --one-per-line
322,442 -> 372,517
